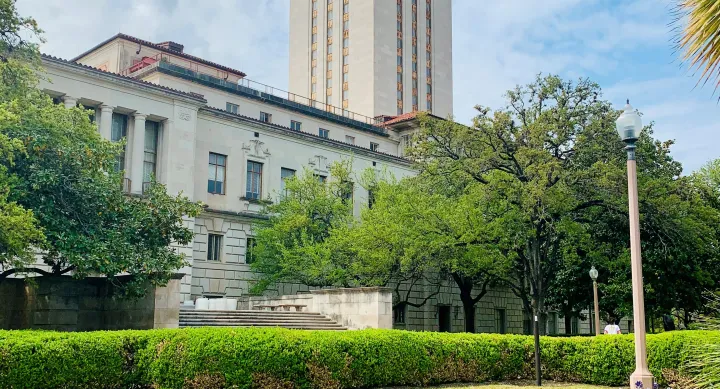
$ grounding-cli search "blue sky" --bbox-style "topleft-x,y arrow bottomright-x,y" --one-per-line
18,0 -> 719,172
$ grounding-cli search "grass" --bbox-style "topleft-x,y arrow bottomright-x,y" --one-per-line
403,383 -> 621,389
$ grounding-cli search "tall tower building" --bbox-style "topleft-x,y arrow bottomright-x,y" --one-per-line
289,0 -> 453,120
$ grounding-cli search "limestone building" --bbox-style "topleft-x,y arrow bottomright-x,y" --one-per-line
289,0 -> 453,119
32,26 -> 609,334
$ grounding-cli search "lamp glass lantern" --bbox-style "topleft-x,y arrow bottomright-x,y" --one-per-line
616,100 -> 642,142
589,266 -> 598,281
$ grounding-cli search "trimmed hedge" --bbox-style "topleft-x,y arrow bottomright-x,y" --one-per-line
0,329 -> 717,389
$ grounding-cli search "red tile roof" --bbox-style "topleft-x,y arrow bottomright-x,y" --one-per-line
381,111 -> 446,127
71,33 -> 247,78
382,111 -> 421,126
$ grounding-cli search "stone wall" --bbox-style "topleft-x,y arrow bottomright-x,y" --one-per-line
0,275 -> 181,331
243,287 -> 393,330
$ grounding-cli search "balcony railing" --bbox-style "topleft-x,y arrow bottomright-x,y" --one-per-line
120,54 -> 386,134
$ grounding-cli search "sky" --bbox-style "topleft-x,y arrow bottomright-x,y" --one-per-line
16,0 -> 720,172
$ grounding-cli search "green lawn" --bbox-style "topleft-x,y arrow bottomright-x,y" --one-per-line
406,383 -> 621,389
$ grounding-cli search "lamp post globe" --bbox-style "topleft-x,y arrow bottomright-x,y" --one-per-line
589,266 -> 599,281
616,100 -> 642,142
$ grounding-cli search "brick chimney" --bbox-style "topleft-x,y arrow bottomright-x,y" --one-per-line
156,41 -> 184,53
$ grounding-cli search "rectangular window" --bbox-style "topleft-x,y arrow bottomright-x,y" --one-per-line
260,112 -> 272,123
290,120 -> 302,131
342,90 -> 348,100
393,303 -> 406,324
111,113 -> 128,172
319,128 -> 329,138
245,237 -> 256,264
327,78 -> 332,88
571,316 -> 580,334
207,234 -> 223,261
368,187 -> 376,209
397,90 -> 402,100
370,142 -> 379,152
143,121 -> 159,191
280,167 -> 295,197
208,152 -> 227,195
547,312 -> 558,335
495,309 -> 507,334
316,174 -> 327,183
226,102 -> 239,114
245,161 -> 263,200
343,72 -> 349,82
523,313 -> 532,335
397,56 -> 403,66
345,135 -> 355,145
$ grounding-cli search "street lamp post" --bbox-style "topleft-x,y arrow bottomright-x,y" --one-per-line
616,100 -> 654,388
589,266 -> 600,336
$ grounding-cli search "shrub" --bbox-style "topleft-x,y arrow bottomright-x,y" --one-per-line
0,329 -> 717,389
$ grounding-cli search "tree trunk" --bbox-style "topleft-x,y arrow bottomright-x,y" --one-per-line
460,294 -> 476,333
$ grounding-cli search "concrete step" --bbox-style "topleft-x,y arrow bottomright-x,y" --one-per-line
180,321 -> 345,328
179,314 -> 328,321
179,317 -> 336,323
180,318 -> 337,325
180,310 -> 322,316
178,309 -> 347,330
179,323 -> 347,330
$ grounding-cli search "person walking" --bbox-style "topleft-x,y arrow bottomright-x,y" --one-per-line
604,318 -> 622,335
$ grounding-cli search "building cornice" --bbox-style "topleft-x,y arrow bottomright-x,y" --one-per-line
41,55 -> 208,106
199,107 -> 413,167
202,208 -> 269,221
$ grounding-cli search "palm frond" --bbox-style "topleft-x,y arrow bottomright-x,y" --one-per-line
673,0 -> 720,96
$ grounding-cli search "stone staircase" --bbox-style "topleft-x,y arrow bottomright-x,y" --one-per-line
179,309 -> 347,330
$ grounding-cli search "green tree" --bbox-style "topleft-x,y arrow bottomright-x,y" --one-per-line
0,0 -> 203,296
251,163 -> 449,313
250,161 -> 357,291
348,175 -> 509,333
409,75 -> 622,332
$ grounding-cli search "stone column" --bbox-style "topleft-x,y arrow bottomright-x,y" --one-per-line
62,95 -> 77,109
131,113 -> 147,194
99,105 -> 114,140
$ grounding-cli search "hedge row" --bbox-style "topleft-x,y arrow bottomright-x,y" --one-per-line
0,329 -> 717,389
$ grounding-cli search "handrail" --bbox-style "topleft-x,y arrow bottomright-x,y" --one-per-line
120,53 -> 384,128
